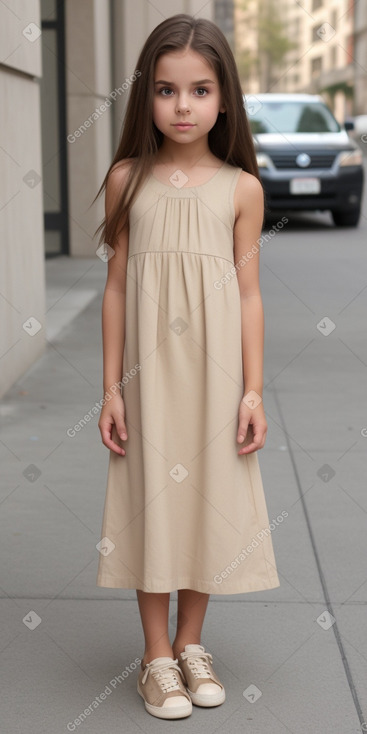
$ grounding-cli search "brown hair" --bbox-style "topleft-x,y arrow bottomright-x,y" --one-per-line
93,13 -> 263,248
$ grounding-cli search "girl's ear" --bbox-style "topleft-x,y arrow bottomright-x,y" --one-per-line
219,102 -> 226,113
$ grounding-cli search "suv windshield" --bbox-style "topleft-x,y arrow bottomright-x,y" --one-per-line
245,100 -> 341,134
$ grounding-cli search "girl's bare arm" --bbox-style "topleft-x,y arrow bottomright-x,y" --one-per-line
99,163 -> 131,454
233,173 -> 267,454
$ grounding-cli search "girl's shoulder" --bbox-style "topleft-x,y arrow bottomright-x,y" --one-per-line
109,157 -> 135,182
235,169 -> 262,189
105,159 -> 137,231
234,171 -> 264,223
106,159 -> 138,206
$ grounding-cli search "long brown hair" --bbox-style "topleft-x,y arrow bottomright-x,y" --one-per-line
93,13 -> 263,248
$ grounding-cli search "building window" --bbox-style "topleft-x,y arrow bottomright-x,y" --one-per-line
312,0 -> 323,10
311,57 -> 322,77
330,46 -> 337,67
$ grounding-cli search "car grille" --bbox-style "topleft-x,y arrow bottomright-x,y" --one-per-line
270,152 -> 337,169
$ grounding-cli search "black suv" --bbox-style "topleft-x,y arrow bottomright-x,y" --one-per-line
244,93 -> 364,227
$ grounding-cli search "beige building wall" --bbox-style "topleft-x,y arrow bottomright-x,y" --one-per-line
0,1 -> 45,398
1,0 -> 214,396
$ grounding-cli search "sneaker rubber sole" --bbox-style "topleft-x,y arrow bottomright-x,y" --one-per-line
187,686 -> 226,707
137,681 -> 192,719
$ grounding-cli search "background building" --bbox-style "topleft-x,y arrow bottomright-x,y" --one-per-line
354,0 -> 367,114
215,0 -> 235,49
1,0 -> 224,397
234,0 -> 364,122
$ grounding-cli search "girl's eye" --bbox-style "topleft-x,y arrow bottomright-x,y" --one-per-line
158,88 -> 173,96
157,87 -> 208,96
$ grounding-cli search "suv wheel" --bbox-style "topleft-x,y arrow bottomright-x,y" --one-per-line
331,208 -> 361,227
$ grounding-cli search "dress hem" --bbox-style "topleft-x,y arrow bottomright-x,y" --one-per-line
96,573 -> 281,595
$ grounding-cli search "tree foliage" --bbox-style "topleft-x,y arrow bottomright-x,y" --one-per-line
236,0 -> 297,89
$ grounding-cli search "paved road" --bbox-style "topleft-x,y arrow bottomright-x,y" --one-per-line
1,162 -> 367,733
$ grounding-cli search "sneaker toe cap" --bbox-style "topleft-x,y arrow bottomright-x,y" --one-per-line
163,695 -> 189,708
196,682 -> 222,695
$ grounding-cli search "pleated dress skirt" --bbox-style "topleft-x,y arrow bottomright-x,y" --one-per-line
96,161 -> 281,594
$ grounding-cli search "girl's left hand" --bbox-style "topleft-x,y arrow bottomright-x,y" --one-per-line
237,398 -> 267,455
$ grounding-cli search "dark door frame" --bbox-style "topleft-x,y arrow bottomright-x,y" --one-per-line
41,0 -> 69,256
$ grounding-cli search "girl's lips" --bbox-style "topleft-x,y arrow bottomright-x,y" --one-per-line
173,123 -> 195,127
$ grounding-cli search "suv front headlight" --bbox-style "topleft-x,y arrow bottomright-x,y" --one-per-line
338,149 -> 363,166
256,153 -> 272,168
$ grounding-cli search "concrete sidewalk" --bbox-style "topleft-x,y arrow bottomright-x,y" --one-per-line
1,209 -> 367,733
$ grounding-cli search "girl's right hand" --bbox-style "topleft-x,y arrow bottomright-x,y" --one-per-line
98,395 -> 128,456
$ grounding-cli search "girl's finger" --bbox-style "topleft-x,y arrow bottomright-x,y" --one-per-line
237,424 -> 249,442
99,426 -> 126,455
238,441 -> 257,455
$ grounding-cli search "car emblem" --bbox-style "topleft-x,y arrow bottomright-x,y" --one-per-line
296,153 -> 311,167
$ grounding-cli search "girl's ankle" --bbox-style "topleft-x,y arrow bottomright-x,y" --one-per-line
142,649 -> 174,668
172,639 -> 201,658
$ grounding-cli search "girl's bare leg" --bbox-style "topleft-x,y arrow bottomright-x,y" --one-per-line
136,590 -> 173,666
172,590 -> 210,659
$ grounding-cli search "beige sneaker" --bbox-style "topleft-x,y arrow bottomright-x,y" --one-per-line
137,656 -> 192,719
177,644 -> 225,707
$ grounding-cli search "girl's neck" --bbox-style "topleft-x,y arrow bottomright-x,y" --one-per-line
155,145 -> 216,171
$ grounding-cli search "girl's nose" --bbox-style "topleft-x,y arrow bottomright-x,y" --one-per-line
176,98 -> 190,113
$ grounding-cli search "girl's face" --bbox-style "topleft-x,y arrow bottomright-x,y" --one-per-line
152,48 -> 225,145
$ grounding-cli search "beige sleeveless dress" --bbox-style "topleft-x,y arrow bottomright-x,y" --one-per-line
96,161 -> 280,594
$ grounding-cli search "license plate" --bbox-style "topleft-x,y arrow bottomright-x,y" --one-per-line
290,177 -> 321,194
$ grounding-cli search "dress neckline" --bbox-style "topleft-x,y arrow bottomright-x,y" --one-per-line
149,161 -> 228,190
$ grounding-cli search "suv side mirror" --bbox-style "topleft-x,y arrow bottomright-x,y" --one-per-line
344,120 -> 355,131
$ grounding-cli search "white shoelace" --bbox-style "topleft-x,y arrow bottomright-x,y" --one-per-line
180,650 -> 213,679
142,659 -> 184,693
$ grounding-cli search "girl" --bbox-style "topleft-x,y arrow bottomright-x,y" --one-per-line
94,13 -> 280,721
